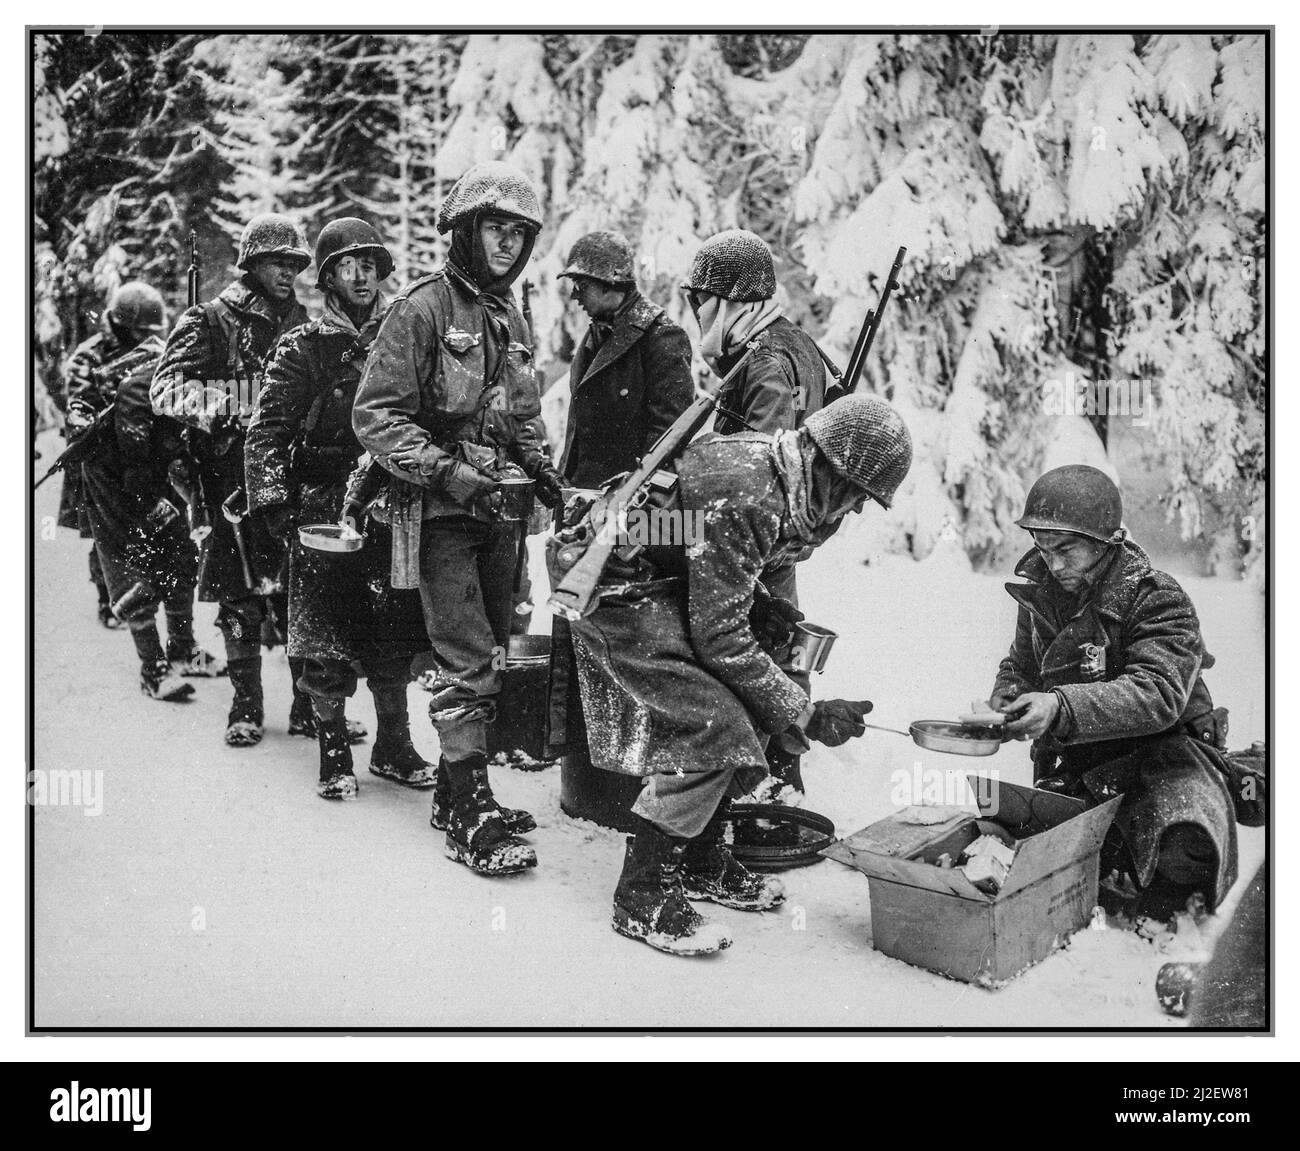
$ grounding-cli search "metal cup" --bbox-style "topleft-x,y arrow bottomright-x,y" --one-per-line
496,475 -> 536,522
788,621 -> 838,674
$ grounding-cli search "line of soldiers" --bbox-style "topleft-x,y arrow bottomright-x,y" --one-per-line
49,158 -> 1241,960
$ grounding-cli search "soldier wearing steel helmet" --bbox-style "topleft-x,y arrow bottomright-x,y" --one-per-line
61,282 -> 172,628
353,162 -> 565,876
988,464 -> 1239,924
151,212 -> 312,747
682,227 -> 833,803
568,394 -> 912,955
245,218 -> 433,801
556,230 -> 694,489
67,281 -> 222,699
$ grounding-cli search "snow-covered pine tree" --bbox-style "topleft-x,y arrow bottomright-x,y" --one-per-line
196,34 -> 320,273
34,33 -> 223,364
303,34 -> 460,289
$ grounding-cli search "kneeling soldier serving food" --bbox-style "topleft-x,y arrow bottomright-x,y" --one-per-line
563,394 -> 913,955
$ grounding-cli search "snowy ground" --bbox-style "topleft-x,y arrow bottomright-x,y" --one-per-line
31,432 -> 1265,1029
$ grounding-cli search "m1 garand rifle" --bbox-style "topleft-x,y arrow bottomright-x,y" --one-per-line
546,341 -> 759,621
819,245 -> 907,406
169,229 -> 214,541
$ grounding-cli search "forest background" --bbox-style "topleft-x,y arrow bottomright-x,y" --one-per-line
32,31 -> 1267,578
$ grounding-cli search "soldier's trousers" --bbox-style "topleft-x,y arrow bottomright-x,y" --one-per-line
218,595 -> 265,661
417,516 -> 517,763
297,655 -> 413,703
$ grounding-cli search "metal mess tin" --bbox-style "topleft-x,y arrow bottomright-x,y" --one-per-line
298,523 -> 364,553
788,622 -> 838,674
497,475 -> 536,522
909,720 -> 1003,757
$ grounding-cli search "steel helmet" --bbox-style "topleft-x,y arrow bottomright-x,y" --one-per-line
1015,465 -> 1124,543
682,229 -> 776,303
237,213 -> 311,273
107,281 -> 166,333
804,394 -> 913,509
314,217 -> 394,288
558,231 -> 636,286
436,162 -> 543,236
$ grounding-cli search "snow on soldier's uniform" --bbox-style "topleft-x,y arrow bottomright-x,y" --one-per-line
61,308 -> 144,627
990,465 -> 1239,920
547,230 -> 695,764
353,161 -> 565,876
68,282 -> 220,700
681,227 -> 831,800
245,217 -> 433,801
569,394 -> 912,955
150,213 -> 311,748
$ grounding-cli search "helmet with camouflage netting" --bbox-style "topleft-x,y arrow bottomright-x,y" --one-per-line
237,213 -> 311,273
681,229 -> 776,302
804,394 -> 913,509
107,282 -> 166,334
558,231 -> 636,286
436,162 -> 543,236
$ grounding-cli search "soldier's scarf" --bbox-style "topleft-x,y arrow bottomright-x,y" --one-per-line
698,296 -> 783,370
322,291 -> 380,344
770,427 -> 821,543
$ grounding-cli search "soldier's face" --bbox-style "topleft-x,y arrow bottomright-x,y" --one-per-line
326,255 -> 379,309
1032,530 -> 1107,592
479,216 -> 528,278
569,276 -> 624,321
250,256 -> 301,300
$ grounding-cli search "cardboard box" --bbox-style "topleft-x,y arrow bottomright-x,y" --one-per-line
823,778 -> 1121,987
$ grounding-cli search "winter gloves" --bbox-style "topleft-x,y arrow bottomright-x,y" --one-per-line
804,699 -> 874,747
531,464 -> 565,509
441,460 -> 502,518
777,697 -> 873,754
749,586 -> 804,656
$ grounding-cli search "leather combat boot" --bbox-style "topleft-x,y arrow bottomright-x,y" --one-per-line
430,756 -> 536,834
612,820 -> 732,956
442,755 -> 537,876
681,799 -> 785,911
368,684 -> 436,788
225,657 -> 264,747
316,714 -> 358,800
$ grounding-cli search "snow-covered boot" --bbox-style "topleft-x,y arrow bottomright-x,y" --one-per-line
225,656 -> 264,747
430,756 -> 536,833
612,821 -> 732,956
93,558 -> 120,628
367,684 -> 436,787
288,672 -> 367,742
681,799 -> 785,912
140,658 -> 196,702
167,640 -> 227,678
130,617 -> 194,702
443,755 -> 537,876
316,709 -> 358,800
